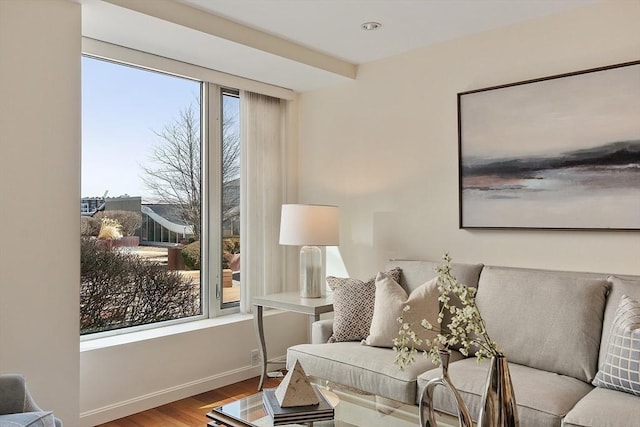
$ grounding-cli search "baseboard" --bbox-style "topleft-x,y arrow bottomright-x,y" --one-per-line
80,364 -> 263,427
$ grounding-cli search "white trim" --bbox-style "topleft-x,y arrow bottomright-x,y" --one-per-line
79,364 -> 264,426
80,313 -> 253,350
100,0 -> 356,81
82,37 -> 296,100
79,310 -> 288,426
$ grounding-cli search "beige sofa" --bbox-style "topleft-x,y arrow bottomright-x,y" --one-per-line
287,260 -> 640,427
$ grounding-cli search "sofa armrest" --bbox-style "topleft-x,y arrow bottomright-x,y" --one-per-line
0,374 -> 40,415
311,319 -> 334,344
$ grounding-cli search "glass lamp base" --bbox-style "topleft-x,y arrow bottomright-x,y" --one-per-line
300,245 -> 322,298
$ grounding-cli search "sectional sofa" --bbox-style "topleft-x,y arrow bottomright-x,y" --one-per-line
286,260 -> 640,427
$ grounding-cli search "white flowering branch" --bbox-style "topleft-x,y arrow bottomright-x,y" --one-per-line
393,253 -> 502,370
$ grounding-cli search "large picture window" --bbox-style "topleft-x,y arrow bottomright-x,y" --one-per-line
80,45 -> 289,335
81,56 -> 211,335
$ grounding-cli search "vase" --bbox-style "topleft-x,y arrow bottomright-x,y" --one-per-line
419,350 -> 473,427
477,355 -> 519,427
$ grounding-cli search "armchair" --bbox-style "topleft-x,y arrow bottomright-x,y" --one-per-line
0,375 -> 62,427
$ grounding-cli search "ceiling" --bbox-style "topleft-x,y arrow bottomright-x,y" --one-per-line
82,0 -> 598,92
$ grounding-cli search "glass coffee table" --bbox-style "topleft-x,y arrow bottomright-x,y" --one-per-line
206,378 -> 458,426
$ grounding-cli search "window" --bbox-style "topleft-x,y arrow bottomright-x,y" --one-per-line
80,42 -> 291,335
221,90 -> 241,307
81,56 -> 214,335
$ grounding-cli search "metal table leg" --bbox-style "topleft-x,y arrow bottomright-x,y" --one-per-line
253,304 -> 268,391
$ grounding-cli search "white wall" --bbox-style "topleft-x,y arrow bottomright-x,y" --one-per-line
298,1 -> 640,279
0,0 -> 81,425
79,64 -> 306,427
2,1 -> 638,425
80,311 -> 306,426
0,2 -> 307,426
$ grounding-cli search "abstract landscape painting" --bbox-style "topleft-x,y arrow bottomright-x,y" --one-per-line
458,61 -> 640,230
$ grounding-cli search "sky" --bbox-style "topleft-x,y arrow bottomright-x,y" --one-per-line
82,56 -> 201,200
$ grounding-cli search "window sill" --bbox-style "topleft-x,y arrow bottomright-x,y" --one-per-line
80,310 -> 285,352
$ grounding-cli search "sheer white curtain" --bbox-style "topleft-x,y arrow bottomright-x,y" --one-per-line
239,91 -> 288,313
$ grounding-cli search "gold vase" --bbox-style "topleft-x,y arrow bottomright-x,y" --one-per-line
478,355 -> 519,427
419,350 -> 473,427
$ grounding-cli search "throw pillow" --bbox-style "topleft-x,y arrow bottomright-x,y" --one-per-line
592,295 -> 640,397
363,272 -> 439,350
327,267 -> 402,343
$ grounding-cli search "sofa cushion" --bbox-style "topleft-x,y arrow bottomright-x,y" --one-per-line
0,411 -> 56,427
475,266 -> 609,382
417,358 -> 593,427
363,273 -> 439,351
326,267 -> 402,343
599,276 -> 640,365
592,295 -> 640,396
563,386 -> 640,427
287,342 -> 463,404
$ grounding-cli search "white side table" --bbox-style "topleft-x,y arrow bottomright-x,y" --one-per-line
252,292 -> 333,390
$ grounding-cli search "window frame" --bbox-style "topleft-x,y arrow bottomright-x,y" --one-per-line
218,88 -> 241,312
80,38 -> 294,339
80,59 -> 227,340
81,55 -> 211,339
206,83 -> 240,318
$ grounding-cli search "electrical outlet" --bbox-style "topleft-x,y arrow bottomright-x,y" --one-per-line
251,349 -> 260,366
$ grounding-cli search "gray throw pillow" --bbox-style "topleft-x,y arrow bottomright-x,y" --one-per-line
327,267 -> 401,343
592,295 -> 640,397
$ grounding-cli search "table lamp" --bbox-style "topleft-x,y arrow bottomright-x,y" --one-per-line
279,204 -> 339,298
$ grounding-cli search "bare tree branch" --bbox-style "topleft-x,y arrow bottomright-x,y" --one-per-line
141,99 -> 240,240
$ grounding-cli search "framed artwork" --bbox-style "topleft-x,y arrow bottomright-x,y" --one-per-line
458,61 -> 640,230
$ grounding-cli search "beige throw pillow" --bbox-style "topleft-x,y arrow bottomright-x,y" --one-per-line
363,272 -> 439,350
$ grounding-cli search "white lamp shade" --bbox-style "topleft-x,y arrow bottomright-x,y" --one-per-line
279,204 -> 339,246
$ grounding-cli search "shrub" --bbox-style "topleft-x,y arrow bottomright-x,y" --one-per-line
97,217 -> 123,240
222,237 -> 240,269
95,210 -> 142,236
81,216 -> 101,237
80,239 -> 200,335
181,241 -> 201,270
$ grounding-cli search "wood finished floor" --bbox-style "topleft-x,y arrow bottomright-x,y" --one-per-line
97,376 -> 281,427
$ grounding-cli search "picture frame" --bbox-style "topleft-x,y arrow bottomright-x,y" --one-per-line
458,60 -> 640,231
